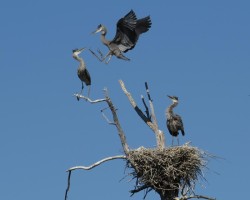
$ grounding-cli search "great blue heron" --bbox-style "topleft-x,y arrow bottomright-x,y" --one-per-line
72,48 -> 91,98
90,10 -> 152,64
166,95 -> 185,146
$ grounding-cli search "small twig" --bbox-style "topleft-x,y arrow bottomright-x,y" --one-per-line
178,194 -> 216,200
130,185 -> 150,196
141,95 -> 151,120
74,94 -> 106,103
101,107 -> 116,125
144,82 -> 158,130
67,155 -> 127,172
145,82 -> 152,101
64,171 -> 71,200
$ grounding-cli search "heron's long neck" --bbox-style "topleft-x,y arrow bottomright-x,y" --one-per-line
166,102 -> 178,118
101,32 -> 110,46
74,56 -> 86,70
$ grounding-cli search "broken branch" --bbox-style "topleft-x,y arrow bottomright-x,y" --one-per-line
67,155 -> 127,171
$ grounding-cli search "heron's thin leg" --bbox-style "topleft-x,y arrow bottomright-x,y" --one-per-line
89,49 -> 104,62
97,49 -> 103,58
80,82 -> 84,94
177,137 -> 179,146
117,53 -> 130,61
172,136 -> 174,146
89,49 -> 111,63
105,55 -> 112,64
87,85 -> 91,98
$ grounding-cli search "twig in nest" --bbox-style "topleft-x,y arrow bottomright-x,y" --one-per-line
127,145 -> 212,199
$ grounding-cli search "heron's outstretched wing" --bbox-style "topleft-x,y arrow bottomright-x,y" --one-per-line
112,10 -> 138,52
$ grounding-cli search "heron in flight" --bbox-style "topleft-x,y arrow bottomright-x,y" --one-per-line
166,95 -> 185,146
72,48 -> 91,98
90,10 -> 152,64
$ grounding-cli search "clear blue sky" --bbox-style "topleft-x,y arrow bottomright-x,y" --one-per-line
1,1 -> 249,199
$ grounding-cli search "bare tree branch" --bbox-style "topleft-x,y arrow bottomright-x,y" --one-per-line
74,89 -> 129,154
141,95 -> 151,120
65,155 -> 126,200
101,107 -> 116,125
74,94 -> 106,103
64,171 -> 71,200
119,80 -> 165,148
103,88 -> 130,154
176,195 -> 216,200
119,80 -> 156,130
130,185 -> 150,196
144,82 -> 165,148
144,82 -> 159,130
67,155 -> 127,172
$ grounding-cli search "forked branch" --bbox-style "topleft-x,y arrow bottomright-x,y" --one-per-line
119,80 -> 165,148
65,155 -> 127,200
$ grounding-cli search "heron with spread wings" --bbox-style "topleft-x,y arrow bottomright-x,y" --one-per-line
90,10 -> 152,64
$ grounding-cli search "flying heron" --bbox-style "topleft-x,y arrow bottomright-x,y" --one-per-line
72,48 -> 91,98
166,95 -> 185,146
90,10 -> 152,64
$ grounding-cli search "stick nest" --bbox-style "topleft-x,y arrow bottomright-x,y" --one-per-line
127,143 -> 210,197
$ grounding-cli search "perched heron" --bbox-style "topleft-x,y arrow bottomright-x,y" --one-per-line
166,95 -> 185,146
90,9 -> 152,64
72,48 -> 91,98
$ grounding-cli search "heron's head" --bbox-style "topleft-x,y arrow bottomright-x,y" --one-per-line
72,48 -> 85,57
167,95 -> 179,103
92,24 -> 106,35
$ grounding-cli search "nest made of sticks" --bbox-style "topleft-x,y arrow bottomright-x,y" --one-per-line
127,143 -> 210,197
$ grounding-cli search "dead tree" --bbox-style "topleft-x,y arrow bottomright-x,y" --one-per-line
65,80 -> 215,200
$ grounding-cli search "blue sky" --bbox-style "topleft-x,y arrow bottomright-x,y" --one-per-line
1,1 -> 250,199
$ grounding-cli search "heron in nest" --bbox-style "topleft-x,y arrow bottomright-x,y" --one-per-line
72,48 -> 91,99
166,95 -> 185,145
90,10 -> 152,64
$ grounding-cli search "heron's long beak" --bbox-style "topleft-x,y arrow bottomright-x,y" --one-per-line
167,95 -> 173,99
92,28 -> 102,34
79,47 -> 85,52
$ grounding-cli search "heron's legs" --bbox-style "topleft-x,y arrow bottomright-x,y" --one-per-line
117,53 -> 130,61
105,55 -> 112,64
172,136 -> 174,146
80,82 -> 84,94
89,49 -> 112,64
177,137 -> 180,146
77,82 -> 84,101
87,85 -> 91,98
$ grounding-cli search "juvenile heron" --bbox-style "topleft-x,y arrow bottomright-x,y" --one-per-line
72,48 -> 91,98
90,10 -> 152,64
166,95 -> 185,146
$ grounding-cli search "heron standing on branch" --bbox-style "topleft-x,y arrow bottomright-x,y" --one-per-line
90,10 -> 152,64
72,48 -> 91,98
166,95 -> 185,146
